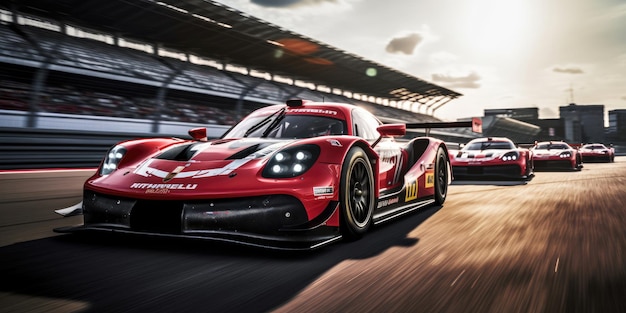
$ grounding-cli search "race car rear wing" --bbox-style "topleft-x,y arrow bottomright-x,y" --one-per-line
405,117 -> 482,136
374,117 -> 482,147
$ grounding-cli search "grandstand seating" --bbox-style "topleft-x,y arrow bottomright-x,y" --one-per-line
0,21 -> 447,128
0,24 -> 44,62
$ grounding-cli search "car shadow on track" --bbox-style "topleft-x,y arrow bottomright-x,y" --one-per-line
47,204 -> 440,259
451,180 -> 529,186
0,204 -> 442,313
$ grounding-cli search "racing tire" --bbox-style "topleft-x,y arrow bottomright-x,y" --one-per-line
575,155 -> 583,171
523,156 -> 534,180
434,146 -> 449,205
339,146 -> 375,241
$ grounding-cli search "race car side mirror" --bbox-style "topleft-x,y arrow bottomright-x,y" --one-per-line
372,124 -> 406,148
377,124 -> 406,137
188,127 -> 208,141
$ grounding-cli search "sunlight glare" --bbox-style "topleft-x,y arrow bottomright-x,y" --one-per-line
469,0 -> 530,56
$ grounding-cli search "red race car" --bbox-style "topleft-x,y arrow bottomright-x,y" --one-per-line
579,143 -> 615,163
449,137 -> 534,180
531,141 -> 583,171
55,99 -> 472,250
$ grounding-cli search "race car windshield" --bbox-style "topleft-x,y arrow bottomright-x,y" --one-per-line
535,143 -> 570,150
242,107 -> 286,138
464,141 -> 514,150
223,115 -> 347,139
583,144 -> 606,150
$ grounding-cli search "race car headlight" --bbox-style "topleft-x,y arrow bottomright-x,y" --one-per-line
501,151 -> 519,161
100,145 -> 126,176
559,152 -> 572,158
262,144 -> 320,178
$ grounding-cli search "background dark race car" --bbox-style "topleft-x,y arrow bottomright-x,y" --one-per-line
449,137 -> 534,180
531,141 -> 583,171
55,99 -> 472,250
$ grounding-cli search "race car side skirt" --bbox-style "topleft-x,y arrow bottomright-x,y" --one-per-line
373,198 -> 436,225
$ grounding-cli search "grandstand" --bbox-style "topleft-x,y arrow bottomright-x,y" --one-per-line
0,0 -> 473,141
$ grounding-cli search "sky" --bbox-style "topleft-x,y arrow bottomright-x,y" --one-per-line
214,0 -> 626,124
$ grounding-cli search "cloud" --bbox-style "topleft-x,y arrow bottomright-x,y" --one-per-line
431,71 -> 481,89
251,0 -> 339,8
553,66 -> 584,74
385,33 -> 423,55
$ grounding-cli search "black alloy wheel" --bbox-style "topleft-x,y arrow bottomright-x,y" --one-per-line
339,146 -> 374,241
434,146 -> 448,205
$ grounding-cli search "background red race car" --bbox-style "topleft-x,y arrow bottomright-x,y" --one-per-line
579,143 -> 615,163
531,141 -> 583,171
55,99 -> 473,250
449,137 -> 534,180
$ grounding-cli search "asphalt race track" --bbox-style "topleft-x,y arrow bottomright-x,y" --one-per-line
1,158 -> 625,313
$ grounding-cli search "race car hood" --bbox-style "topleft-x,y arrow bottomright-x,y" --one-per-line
93,138 -> 292,189
580,148 -> 609,154
532,149 -> 571,156
453,149 -> 512,159
133,138 -> 290,177
155,138 -> 289,162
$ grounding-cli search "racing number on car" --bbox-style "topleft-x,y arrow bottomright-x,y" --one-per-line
405,179 -> 418,201
425,172 -> 434,188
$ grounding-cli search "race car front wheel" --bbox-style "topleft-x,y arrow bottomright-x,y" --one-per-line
434,146 -> 448,205
339,146 -> 375,241
575,155 -> 583,171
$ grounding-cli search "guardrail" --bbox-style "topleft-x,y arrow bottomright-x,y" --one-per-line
0,112 -> 232,170
0,127 -> 189,170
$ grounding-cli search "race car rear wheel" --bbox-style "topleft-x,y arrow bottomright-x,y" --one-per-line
434,146 -> 448,205
339,146 -> 375,241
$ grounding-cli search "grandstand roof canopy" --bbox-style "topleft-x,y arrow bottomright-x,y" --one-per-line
4,0 -> 461,106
